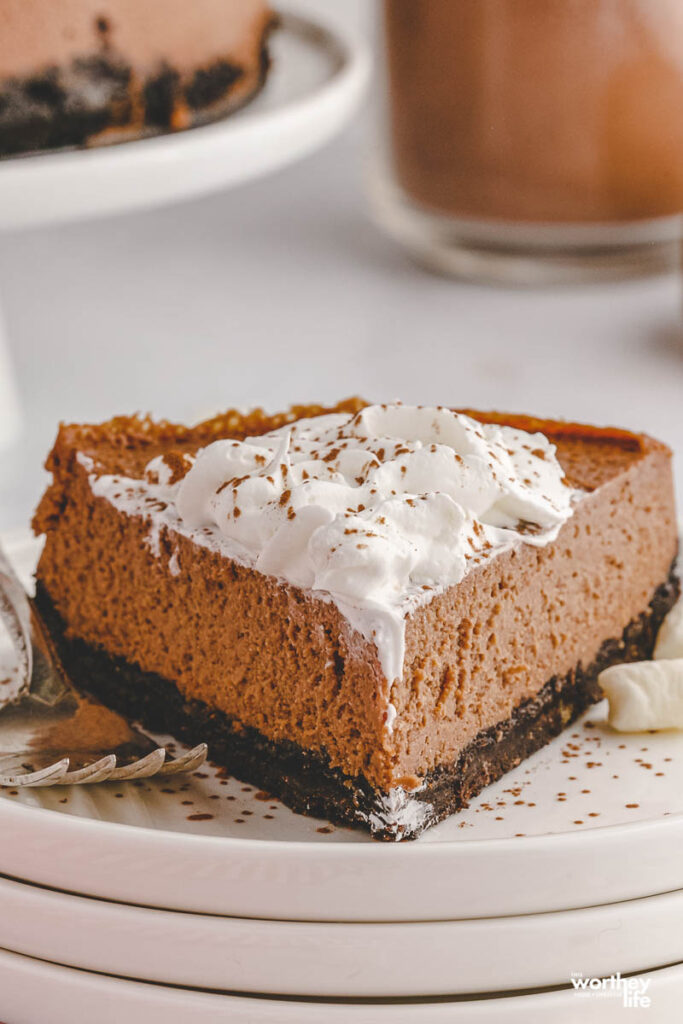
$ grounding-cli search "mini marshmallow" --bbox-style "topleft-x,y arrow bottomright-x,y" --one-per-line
654,598 -> 683,661
600,659 -> 683,732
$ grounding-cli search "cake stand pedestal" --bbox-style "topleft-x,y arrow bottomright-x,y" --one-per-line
0,312 -> 21,453
0,12 -> 369,450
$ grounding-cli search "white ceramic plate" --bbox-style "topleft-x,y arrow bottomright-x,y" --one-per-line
0,947 -> 680,1024
2,872 -> 683,997
1,531 -> 683,922
0,13 -> 370,231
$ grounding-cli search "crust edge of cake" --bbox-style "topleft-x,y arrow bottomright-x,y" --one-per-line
34,560 -> 679,841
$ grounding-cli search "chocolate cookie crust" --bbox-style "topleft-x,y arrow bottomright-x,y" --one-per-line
35,564 -> 679,840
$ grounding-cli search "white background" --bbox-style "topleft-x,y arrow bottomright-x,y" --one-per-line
0,0 -> 680,531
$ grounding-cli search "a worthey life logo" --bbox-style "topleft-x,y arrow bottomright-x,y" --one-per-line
570,971 -> 652,1009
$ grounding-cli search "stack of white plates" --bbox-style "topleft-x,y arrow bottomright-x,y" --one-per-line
2,532 -> 683,1023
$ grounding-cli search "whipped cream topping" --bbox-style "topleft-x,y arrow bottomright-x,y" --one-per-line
362,782 -> 434,839
81,405 -> 576,697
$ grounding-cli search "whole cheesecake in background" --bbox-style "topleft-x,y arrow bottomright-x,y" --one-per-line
0,0 -> 274,157
33,401 -> 679,840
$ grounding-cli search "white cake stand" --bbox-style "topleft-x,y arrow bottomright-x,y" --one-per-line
0,12 -> 370,450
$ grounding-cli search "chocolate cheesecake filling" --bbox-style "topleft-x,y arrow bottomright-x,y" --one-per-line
35,564 -> 679,839
33,402 -> 679,839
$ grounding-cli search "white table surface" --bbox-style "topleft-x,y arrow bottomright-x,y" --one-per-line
0,0 -> 680,533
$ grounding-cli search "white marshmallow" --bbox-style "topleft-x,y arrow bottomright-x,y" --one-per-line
654,598 -> 683,661
600,660 -> 683,732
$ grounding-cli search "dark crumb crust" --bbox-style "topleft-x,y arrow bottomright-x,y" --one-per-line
0,24 -> 274,159
35,564 -> 679,841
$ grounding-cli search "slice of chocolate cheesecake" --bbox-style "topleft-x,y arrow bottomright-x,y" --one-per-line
32,401 -> 679,839
0,0 -> 273,158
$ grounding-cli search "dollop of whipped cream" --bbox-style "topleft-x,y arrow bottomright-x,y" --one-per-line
136,404 -> 575,683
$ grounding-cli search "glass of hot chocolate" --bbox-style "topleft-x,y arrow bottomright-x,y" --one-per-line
374,0 -> 683,282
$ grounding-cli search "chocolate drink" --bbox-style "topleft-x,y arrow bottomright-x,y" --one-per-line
384,0 -> 683,224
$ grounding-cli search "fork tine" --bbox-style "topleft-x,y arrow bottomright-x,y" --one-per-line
0,743 -> 209,789
0,757 -> 71,788
107,747 -> 167,781
60,754 -> 118,785
158,743 -> 208,776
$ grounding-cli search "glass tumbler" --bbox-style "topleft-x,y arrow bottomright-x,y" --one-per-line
374,0 -> 683,283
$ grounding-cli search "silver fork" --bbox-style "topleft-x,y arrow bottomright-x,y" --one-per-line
0,543 -> 207,787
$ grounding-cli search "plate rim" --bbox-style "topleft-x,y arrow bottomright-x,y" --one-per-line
0,944 -> 682,1024
1,871 -> 683,997
1,770 -> 683,854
